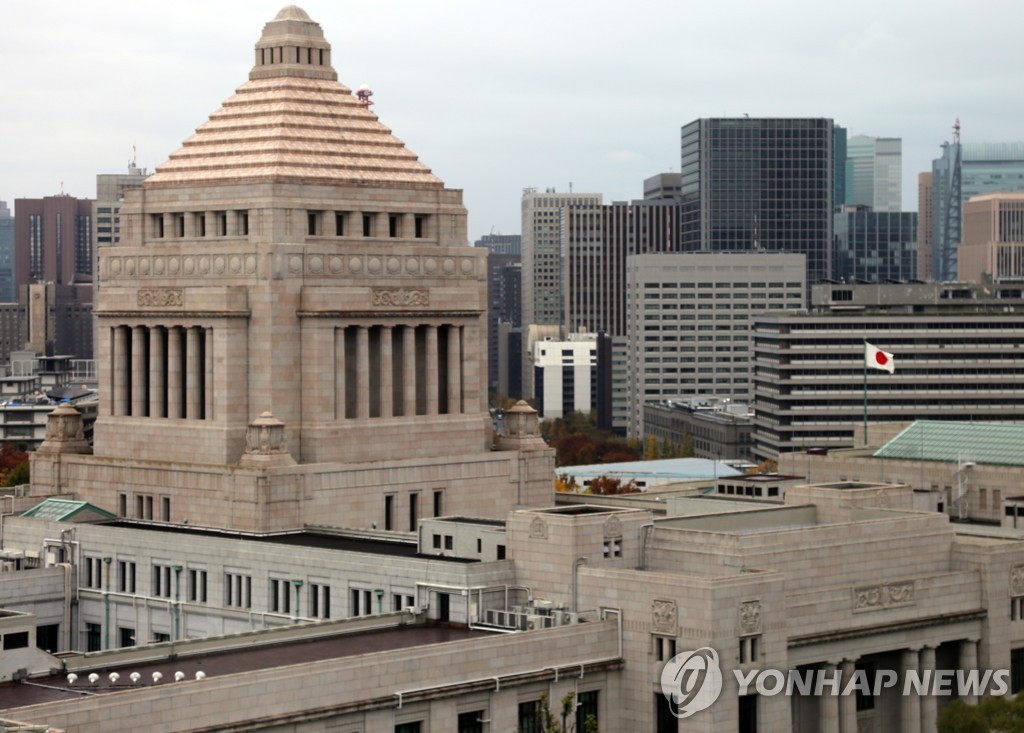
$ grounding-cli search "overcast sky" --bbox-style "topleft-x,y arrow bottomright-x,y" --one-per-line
2,1 -> 1022,241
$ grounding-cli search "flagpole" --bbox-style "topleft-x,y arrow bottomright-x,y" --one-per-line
863,340 -> 868,446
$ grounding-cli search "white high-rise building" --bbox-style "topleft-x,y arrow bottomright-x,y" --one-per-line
519,189 -> 600,398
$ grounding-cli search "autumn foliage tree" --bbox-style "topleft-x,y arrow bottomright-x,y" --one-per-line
542,411 -> 638,467
0,443 -> 29,487
585,476 -> 640,495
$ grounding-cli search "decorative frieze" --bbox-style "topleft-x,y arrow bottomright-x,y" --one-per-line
371,288 -> 429,307
529,516 -> 548,540
852,581 -> 915,612
603,516 -> 622,539
104,252 -> 478,281
137,288 -> 184,308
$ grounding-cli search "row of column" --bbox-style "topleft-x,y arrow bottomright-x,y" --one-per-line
335,324 -> 464,421
111,325 -> 213,420
818,639 -> 979,733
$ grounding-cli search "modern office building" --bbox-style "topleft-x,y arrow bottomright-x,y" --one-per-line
485,249 -> 521,395
643,172 -> 682,201
931,136 -> 1024,281
833,125 -> 847,210
751,282 -> 1024,457
533,332 -> 597,420
13,195 -> 93,291
958,193 -> 1024,284
845,135 -> 902,212
19,282 -> 93,359
625,252 -> 806,438
679,118 -> 834,288
0,201 -> 14,302
918,172 -> 934,280
475,232 -> 520,255
833,207 -> 918,283
520,189 -> 599,398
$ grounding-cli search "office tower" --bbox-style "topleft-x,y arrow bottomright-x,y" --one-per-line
485,247 -> 521,396
680,118 -> 834,288
958,193 -> 1024,284
520,189 -> 599,398
0,201 -> 13,302
918,172 -> 934,280
625,252 -> 806,438
476,233 -> 520,256
845,136 -> 902,212
833,126 -> 847,210
932,134 -> 1024,281
643,172 -> 682,201
13,195 -> 94,290
752,282 -> 1024,457
833,207 -> 917,283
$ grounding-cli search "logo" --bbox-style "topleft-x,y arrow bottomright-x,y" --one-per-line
660,647 -> 723,718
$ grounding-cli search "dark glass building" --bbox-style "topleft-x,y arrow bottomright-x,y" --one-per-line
680,118 -> 835,288
833,208 -> 918,283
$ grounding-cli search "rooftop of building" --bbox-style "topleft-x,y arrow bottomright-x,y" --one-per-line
874,420 -> 1024,467
81,521 -> 482,563
0,616 -> 487,711
556,457 -> 745,482
144,6 -> 442,190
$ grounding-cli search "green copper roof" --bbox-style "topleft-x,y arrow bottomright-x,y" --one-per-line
20,499 -> 116,522
874,421 -> 1024,466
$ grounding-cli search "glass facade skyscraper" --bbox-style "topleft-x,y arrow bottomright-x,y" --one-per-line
680,118 -> 834,288
932,142 -> 1024,281
833,209 -> 918,283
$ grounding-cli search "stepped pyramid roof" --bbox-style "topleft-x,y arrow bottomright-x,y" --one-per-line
146,6 -> 442,190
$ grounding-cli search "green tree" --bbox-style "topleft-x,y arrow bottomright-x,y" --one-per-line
938,693 -> 1024,733
2,461 -> 29,488
644,435 -> 660,461
680,432 -> 694,458
516,692 -> 600,733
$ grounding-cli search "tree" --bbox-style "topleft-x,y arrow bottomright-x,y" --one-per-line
516,692 -> 600,733
680,432 -> 694,458
938,694 -> 1024,733
644,435 -> 660,461
585,476 -> 640,495
0,443 -> 29,487
554,474 -> 579,493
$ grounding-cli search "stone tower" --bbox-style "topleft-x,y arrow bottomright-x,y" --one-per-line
31,6 -> 553,531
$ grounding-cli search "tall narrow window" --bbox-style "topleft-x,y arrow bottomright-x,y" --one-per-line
409,492 -> 419,531
384,494 -> 394,531
362,213 -> 373,237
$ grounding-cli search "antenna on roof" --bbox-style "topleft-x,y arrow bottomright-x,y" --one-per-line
357,84 -> 374,110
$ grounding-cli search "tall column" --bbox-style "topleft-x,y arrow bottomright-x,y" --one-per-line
902,648 -> 921,733
204,328 -> 214,420
167,327 -> 182,419
403,325 -> 416,416
838,659 -> 858,733
819,662 -> 840,733
380,326 -> 393,418
446,325 -> 462,414
186,327 -> 202,419
960,638 -> 980,705
920,646 -> 937,733
425,325 -> 438,415
356,326 -> 369,419
113,326 -> 129,416
131,326 -> 147,417
149,326 -> 165,418
335,327 -> 346,420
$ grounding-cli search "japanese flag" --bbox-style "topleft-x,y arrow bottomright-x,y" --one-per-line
865,342 -> 895,373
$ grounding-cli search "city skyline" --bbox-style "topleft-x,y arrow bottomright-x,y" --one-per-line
2,1 -> 1023,240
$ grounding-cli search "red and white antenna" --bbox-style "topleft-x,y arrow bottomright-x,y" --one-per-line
356,84 -> 374,110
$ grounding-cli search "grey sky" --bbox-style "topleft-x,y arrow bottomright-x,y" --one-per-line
2,1 -> 1022,241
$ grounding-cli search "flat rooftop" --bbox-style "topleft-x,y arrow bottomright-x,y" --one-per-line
104,522 -> 480,563
0,623 -> 488,711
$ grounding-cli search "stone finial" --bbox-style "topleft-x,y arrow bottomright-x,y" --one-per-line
36,403 -> 92,455
239,411 -> 296,468
495,401 -> 547,452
